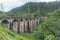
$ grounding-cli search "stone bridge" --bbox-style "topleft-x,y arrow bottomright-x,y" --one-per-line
0,17 -> 46,33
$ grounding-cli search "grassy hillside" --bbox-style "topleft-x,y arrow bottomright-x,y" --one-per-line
0,2 -> 60,40
1,9 -> 60,40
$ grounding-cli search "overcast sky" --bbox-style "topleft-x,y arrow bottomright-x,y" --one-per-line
0,0 -> 56,12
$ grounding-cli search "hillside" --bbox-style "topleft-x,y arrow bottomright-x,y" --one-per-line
9,1 -> 60,17
0,1 -> 60,40
1,9 -> 60,40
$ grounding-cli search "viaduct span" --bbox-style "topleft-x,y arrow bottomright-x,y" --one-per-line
0,17 -> 46,33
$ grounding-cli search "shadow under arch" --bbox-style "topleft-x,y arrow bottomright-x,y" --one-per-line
2,19 -> 9,23
20,18 -> 23,21
1,19 -> 9,28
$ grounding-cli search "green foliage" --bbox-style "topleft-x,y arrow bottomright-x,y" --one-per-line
0,11 -> 12,17
44,34 -> 55,40
0,27 -> 31,40
34,9 -> 60,40
9,1 -> 60,17
0,1 -> 60,40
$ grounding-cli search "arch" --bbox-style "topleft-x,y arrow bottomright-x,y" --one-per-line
2,19 -> 10,29
13,19 -> 18,22
2,19 -> 9,24
20,18 -> 23,21
25,18 -> 28,21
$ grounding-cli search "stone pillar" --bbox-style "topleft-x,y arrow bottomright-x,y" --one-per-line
28,18 -> 33,33
24,18 -> 28,33
12,20 -> 18,33
19,19 -> 25,33
34,18 -> 38,26
37,18 -> 40,25
32,19 -> 35,31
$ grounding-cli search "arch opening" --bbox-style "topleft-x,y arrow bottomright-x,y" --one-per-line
20,18 -> 23,21
2,19 -> 10,29
2,19 -> 9,24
